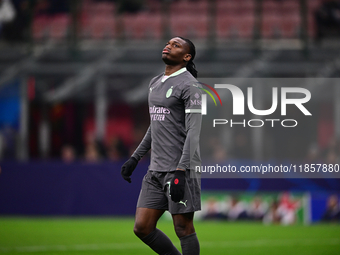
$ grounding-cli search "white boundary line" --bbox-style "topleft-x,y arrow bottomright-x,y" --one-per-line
1,238 -> 339,253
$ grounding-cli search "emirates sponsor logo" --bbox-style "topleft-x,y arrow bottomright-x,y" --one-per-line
149,106 -> 171,114
150,106 -> 171,121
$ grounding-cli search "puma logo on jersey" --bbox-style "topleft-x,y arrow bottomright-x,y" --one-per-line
179,200 -> 188,207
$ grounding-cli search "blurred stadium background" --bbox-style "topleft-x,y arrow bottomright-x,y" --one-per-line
0,0 -> 340,254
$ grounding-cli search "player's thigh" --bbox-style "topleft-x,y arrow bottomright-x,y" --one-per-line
137,171 -> 169,210
134,207 -> 165,234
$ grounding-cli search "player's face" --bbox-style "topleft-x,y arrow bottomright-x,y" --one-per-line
162,37 -> 192,66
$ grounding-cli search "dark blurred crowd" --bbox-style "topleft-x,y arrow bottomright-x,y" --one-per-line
60,135 -> 130,163
315,0 -> 340,43
202,133 -> 340,164
60,127 -> 148,163
305,138 -> 340,165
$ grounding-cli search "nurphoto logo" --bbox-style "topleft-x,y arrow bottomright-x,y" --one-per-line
199,84 -> 312,128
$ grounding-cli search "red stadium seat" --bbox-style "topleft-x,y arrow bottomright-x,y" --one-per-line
78,12 -> 89,39
88,16 -> 116,39
50,14 -> 70,40
262,14 -> 282,38
123,13 -> 162,40
217,15 -> 231,39
122,14 -> 136,38
282,0 -> 299,10
170,14 -> 208,39
307,0 -> 321,37
92,2 -> 116,15
238,15 -> 255,39
217,14 -> 254,39
149,15 -> 163,40
32,15 -> 50,41
307,13 -> 317,38
262,0 -> 280,14
282,14 -> 301,38
239,0 -> 255,10
146,0 -> 162,13
281,0 -> 299,15
216,0 -> 239,15
170,0 -> 208,15
308,0 -> 322,11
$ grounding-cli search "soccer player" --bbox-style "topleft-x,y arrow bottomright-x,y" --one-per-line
121,37 -> 202,255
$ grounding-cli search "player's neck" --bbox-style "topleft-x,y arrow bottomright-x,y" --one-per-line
164,64 -> 185,76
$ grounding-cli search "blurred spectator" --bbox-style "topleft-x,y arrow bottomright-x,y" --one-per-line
212,144 -> 228,162
35,0 -> 50,16
107,136 -> 129,161
0,126 -> 17,160
0,132 -> 3,160
232,133 -> 252,159
247,196 -> 268,221
315,0 -> 340,43
202,197 -> 223,220
96,139 -> 107,159
61,144 -> 76,163
35,0 -> 69,16
277,192 -> 300,225
263,200 -> 282,224
322,194 -> 340,222
117,0 -> 144,13
325,150 -> 339,164
84,132 -> 107,161
84,143 -> 100,162
129,125 -> 150,157
222,196 -> 248,221
305,144 -> 320,163
322,137 -> 340,164
204,136 -> 228,162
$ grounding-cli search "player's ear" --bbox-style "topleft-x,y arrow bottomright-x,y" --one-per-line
183,54 -> 192,62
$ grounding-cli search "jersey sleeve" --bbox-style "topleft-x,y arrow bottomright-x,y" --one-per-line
177,82 -> 202,170
131,126 -> 151,161
182,82 -> 203,114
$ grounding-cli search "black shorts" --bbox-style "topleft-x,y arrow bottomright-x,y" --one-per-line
137,170 -> 201,214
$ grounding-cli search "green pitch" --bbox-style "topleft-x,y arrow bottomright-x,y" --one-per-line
0,217 -> 339,255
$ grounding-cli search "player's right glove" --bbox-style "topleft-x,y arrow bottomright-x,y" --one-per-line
121,157 -> 138,183
170,170 -> 186,202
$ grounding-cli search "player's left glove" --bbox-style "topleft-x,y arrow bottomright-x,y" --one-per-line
121,157 -> 138,183
170,170 -> 186,202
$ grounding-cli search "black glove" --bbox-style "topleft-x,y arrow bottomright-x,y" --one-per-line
170,170 -> 186,202
121,157 -> 138,183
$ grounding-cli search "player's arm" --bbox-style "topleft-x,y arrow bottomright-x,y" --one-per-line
178,82 -> 202,170
132,126 -> 152,161
121,126 -> 151,183
170,83 -> 202,202
177,111 -> 201,170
